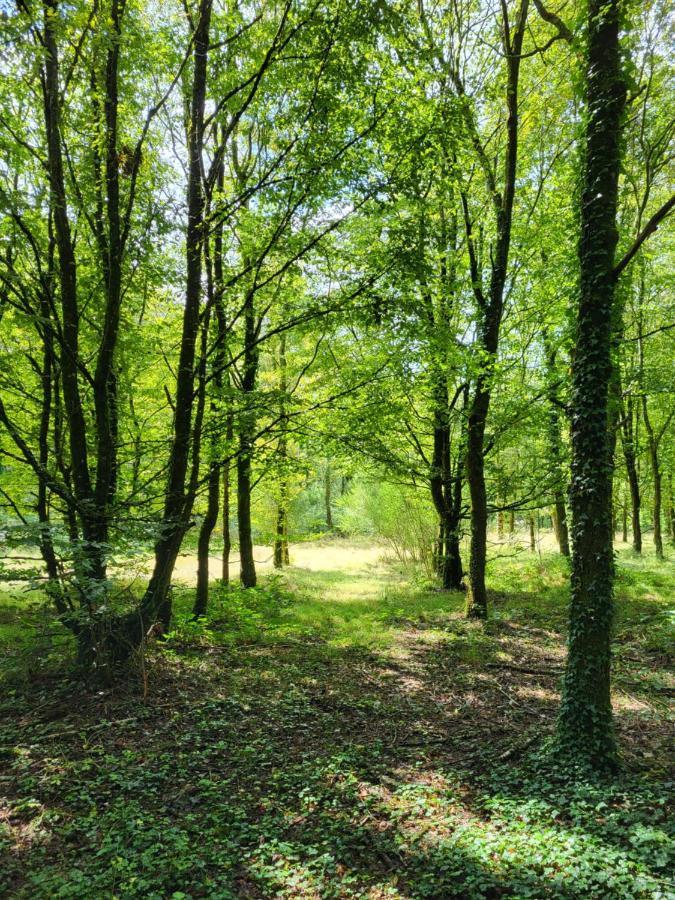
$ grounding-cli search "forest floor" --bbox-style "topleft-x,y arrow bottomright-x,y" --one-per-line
0,540 -> 673,898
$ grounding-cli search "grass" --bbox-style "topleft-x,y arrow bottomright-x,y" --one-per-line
0,539 -> 673,898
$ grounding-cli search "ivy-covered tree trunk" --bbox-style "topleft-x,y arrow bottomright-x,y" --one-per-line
557,0 -> 625,768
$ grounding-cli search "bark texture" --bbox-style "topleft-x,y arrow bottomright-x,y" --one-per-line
557,0 -> 625,768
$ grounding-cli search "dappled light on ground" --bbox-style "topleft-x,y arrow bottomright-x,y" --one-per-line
0,544 -> 673,897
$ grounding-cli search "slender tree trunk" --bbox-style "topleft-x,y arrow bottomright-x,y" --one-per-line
324,462 -> 333,529
641,396 -> 663,559
638,316 -> 665,560
466,387 -> 491,616
441,502 -> 464,590
92,0 -> 124,551
508,510 -> 515,534
194,462 -> 219,617
238,284 -> 258,588
430,378 -> 464,591
434,522 -> 444,576
554,497 -> 570,556
557,0 -> 625,768
77,0 -> 214,664
273,498 -> 289,568
529,514 -> 536,552
622,495 -> 628,542
193,123 -> 229,616
464,0 -> 528,619
543,332 -> 570,557
273,332 -> 290,568
222,411 -> 233,584
667,472 -> 674,546
620,393 -> 642,552
43,0 -> 106,593
36,254 -> 60,593
237,430 -> 257,587
497,511 -> 504,539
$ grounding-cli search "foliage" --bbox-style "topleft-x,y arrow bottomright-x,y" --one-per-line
0,548 -> 672,897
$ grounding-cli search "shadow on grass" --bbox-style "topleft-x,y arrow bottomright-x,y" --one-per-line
0,551 -> 672,897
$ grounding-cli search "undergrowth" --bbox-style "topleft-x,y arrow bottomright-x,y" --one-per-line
0,544 -> 672,898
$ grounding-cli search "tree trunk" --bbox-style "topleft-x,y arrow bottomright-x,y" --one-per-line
465,388 -> 490,617
222,411 -> 233,584
553,497 -> 570,556
638,315 -> 664,560
622,495 -> 628,543
543,332 -> 570,557
237,428 -> 257,588
641,395 -> 663,560
430,377 -> 464,591
557,0 -> 625,769
193,121 -> 229,616
497,511 -> 504,539
464,0 -> 528,619
324,462 -> 333,530
620,393 -> 642,552
273,499 -> 289,568
194,461 -> 219,617
667,472 -> 674,546
76,0 -> 214,665
43,0 -> 107,593
238,281 -> 258,588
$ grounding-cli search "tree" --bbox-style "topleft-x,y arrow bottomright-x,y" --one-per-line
556,0 -> 626,768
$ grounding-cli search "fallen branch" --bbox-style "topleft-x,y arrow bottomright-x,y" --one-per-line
497,732 -> 541,761
486,662 -> 563,676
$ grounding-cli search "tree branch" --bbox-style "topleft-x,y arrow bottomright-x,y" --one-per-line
613,193 -> 675,280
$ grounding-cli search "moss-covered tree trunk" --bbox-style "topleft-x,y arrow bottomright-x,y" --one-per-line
557,0 -> 625,768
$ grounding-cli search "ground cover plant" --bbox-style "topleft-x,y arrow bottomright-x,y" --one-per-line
0,542 -> 673,898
